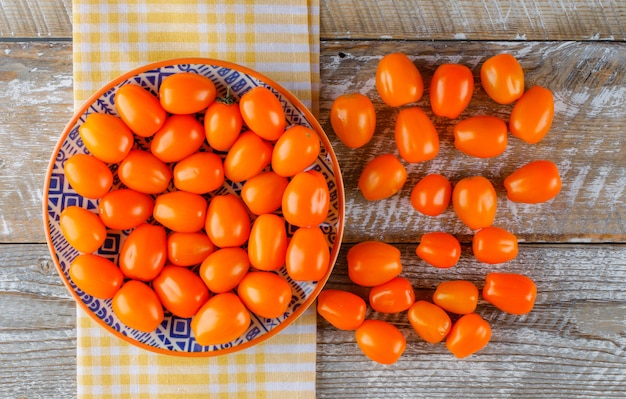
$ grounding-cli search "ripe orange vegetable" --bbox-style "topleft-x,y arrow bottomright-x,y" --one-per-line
347,241 -> 402,287
239,86 -> 286,141
369,277 -> 415,313
98,189 -> 154,231
509,85 -> 554,144
241,171 -> 289,215
285,226 -> 330,281
317,289 -> 367,330
166,231 -> 215,267
114,84 -> 166,137
223,131 -> 273,183
282,170 -> 330,227
205,194 -> 251,247
504,160 -> 562,203
112,280 -> 164,333
118,223 -> 167,281
60,206 -> 107,253
416,232 -> 461,269
118,150 -> 172,195
433,280 -> 479,315
191,292 -> 251,346
159,72 -> 216,114
78,113 -> 133,163
410,174 -> 452,217
150,114 -> 206,163
237,271 -> 292,319
271,125 -> 320,177
330,93 -> 376,148
394,107 -> 440,163
355,319 -> 406,364
483,273 -> 537,315
199,247 -> 250,293
430,63 -> 474,119
472,227 -> 518,264
247,214 -> 288,271
204,95 -> 243,151
446,313 -> 492,358
173,152 -> 225,195
152,265 -> 210,318
376,52 -> 424,107
453,176 -> 497,230
480,53 -> 524,105
153,191 -> 207,233
407,300 -> 452,344
454,115 -> 508,158
63,154 -> 113,199
358,154 -> 407,201
69,254 -> 123,299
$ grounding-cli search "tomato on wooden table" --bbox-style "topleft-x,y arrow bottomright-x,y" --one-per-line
205,194 -> 251,247
509,85 -> 554,144
483,273 -> 537,315
452,176 -> 497,230
285,226 -> 330,281
118,150 -> 172,195
446,313 -> 492,358
118,223 -> 167,281
191,292 -> 251,346
480,53 -> 525,105
472,227 -> 518,264
112,280 -> 164,333
59,206 -> 107,253
416,232 -> 461,269
167,231 -> 215,267
173,152 -> 225,194
358,154 -> 407,201
317,289 -> 367,330
152,265 -> 210,318
347,241 -> 402,287
271,125 -> 320,177
247,214 -> 288,272
199,247 -> 250,293
240,171 -> 289,215
408,300 -> 452,344
153,191 -> 207,233
504,160 -> 562,203
433,280 -> 479,315
430,63 -> 474,119
281,170 -> 330,227
150,114 -> 206,163
237,271 -> 292,319
64,154 -> 113,199
69,254 -> 123,299
239,86 -> 286,141
78,113 -> 134,163
376,52 -> 424,107
369,277 -> 415,313
330,93 -> 376,148
114,83 -> 166,137
410,174 -> 451,217
98,189 -> 154,231
394,107 -> 439,163
355,319 -> 406,365
453,115 -> 508,158
158,72 -> 216,114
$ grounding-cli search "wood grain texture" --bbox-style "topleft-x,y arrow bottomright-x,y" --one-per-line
0,0 -> 71,39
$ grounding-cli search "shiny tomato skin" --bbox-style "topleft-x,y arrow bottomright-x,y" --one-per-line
64,154 -> 113,199
433,280 -> 479,315
358,154 -> 407,201
223,131 -> 273,183
416,232 -> 461,269
394,107 -> 439,163
78,113 -> 134,163
112,280 -> 164,333
483,273 -> 537,315
347,241 -> 402,287
407,300 -> 452,344
114,84 -> 166,137
167,231 -> 215,267
317,289 -> 366,330
430,63 -> 474,119
191,292 -> 251,346
159,72 -> 217,114
241,171 -> 289,215
452,176 -> 497,230
150,114 -> 206,163
355,319 -> 406,365
205,100 -> 243,151
199,247 -> 250,293
369,277 -> 415,313
98,189 -> 154,231
118,223 -> 167,281
60,206 -> 107,253
152,265 -> 210,318
239,86 -> 286,141
480,53 -> 524,104
509,86 -> 554,144
271,125 -> 321,177
237,271 -> 292,319
285,226 -> 330,281
153,191 -> 207,233
69,254 -> 124,299
247,214 -> 288,271
454,115 -> 508,158
472,227 -> 518,264
376,52 -> 424,107
410,174 -> 452,217
173,152 -> 224,194
205,194 -> 251,247
118,150 -> 172,194
446,313 -> 492,358
282,170 -> 330,227
504,160 -> 561,203
330,93 -> 376,148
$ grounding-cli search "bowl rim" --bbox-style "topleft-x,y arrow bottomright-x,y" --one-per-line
42,57 -> 345,357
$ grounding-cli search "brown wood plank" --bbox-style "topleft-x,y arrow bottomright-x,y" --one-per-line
0,0 -> 71,39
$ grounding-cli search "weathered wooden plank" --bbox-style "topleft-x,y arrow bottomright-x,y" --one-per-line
0,0 -> 71,39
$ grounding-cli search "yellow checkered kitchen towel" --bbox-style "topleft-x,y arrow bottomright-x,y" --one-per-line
72,1 -> 320,398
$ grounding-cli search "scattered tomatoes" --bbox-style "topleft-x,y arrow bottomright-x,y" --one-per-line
446,313 -> 492,358
114,84 -> 166,137
347,241 -> 402,287
369,276 -> 415,313
483,273 -> 537,315
285,226 -> 330,281
64,154 -> 113,199
433,280 -> 479,315
317,289 -> 366,330
430,63 -> 474,119
509,85 -> 554,144
330,93 -> 376,148
394,107 -> 439,163
452,176 -> 497,230
78,113 -> 133,163
410,174 -> 451,217
472,227 -> 518,264
237,271 -> 292,319
152,265 -> 210,318
504,160 -> 562,203
271,125 -> 320,177
454,115 -> 508,158
69,254 -> 123,299
282,170 -> 330,227
191,292 -> 251,346
356,319 -> 406,364
112,280 -> 164,333
239,86 -> 286,141
376,52 -> 423,107
480,53 -> 524,105
159,72 -> 216,114
416,232 -> 461,269
60,206 -> 107,253
408,300 -> 452,344
358,154 -> 407,201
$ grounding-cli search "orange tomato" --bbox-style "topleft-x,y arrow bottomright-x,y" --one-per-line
158,72 -> 216,114
472,227 -> 518,264
369,277 -> 415,313
118,223 -> 167,281
504,160 -> 561,203
358,154 -> 407,201
282,170 -> 330,227
150,114 -> 206,163
317,289 -> 366,330
480,53 -> 524,104
240,171 -> 289,215
64,154 -> 113,199
430,63 -> 474,119
454,115 -> 508,158
223,131 -> 273,183
452,176 -> 497,230
204,98 -> 243,151
191,292 -> 251,346
271,125 -> 320,177
355,319 -> 406,364
329,93 -> 376,148
69,254 -> 123,299
199,247 -> 250,293
394,107 -> 439,163
112,280 -> 164,333
376,52 -> 424,107
173,152 -> 225,194
167,231 -> 215,267
509,85 -> 554,144
114,84 -> 166,137
78,113 -> 134,163
482,273 -> 537,315
152,265 -> 210,318
153,191 -> 207,233
285,226 -> 330,281
446,313 -> 492,358
407,300 -> 452,344
247,214 -> 288,271
347,241 -> 402,287
59,206 -> 107,253
98,189 -> 154,231
118,150 -> 172,195
239,86 -> 286,141
205,194 -> 251,247
410,174 -> 451,217
237,271 -> 292,319
416,232 -> 461,269
433,280 -> 479,315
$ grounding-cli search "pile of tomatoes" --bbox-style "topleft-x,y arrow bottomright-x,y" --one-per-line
319,52 -> 561,364
60,72 -> 333,346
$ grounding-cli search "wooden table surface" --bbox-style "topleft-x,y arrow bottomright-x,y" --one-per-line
1,1 -> 625,398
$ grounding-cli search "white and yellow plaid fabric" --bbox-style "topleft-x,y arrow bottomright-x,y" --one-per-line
73,1 -> 319,397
